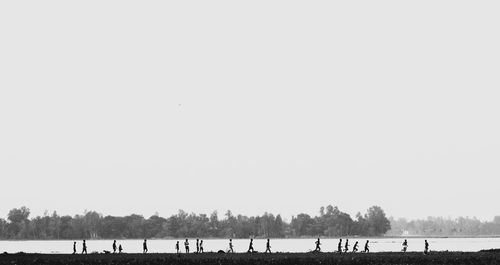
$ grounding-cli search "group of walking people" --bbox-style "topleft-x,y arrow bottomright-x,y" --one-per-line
71,238 -> 431,254
314,238 -> 370,253
401,239 -> 430,254
175,238 -> 204,254
244,238 -> 272,253
314,238 -> 429,254
72,239 -> 138,254
175,238 -> 271,254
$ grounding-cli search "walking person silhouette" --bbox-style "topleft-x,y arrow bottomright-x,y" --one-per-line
402,239 -> 408,252
118,244 -> 123,253
72,242 -> 76,254
247,238 -> 254,253
363,240 -> 369,253
113,240 -> 117,253
200,240 -> 204,253
424,240 -> 429,254
265,239 -> 271,253
176,241 -> 180,254
337,239 -> 342,253
352,241 -> 359,253
82,240 -> 87,254
314,238 -> 321,252
143,239 -> 148,253
229,239 -> 234,253
344,239 -> 349,253
185,239 -> 190,253
196,239 -> 200,253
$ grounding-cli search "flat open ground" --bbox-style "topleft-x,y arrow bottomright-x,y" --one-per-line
1,251 -> 500,265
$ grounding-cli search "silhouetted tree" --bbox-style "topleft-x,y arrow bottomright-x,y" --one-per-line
364,206 -> 391,236
7,207 -> 30,238
11,205 -> 500,239
290,214 -> 314,236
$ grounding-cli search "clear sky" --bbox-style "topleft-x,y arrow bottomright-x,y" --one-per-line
1,1 -> 499,222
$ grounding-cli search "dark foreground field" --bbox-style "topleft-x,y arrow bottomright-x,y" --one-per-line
1,251 -> 500,265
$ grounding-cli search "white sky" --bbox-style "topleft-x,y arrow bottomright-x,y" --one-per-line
1,1 -> 499,222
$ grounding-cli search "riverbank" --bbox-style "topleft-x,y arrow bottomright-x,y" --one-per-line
1,251 -> 500,265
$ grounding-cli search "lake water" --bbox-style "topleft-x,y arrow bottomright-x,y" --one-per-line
0,238 -> 499,254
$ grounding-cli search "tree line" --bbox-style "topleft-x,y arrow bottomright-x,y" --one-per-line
0,205 -> 391,240
387,216 -> 500,236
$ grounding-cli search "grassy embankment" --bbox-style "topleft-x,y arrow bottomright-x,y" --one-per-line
1,250 -> 500,265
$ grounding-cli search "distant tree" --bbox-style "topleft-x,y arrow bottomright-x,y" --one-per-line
319,207 -> 325,217
386,217 -> 408,236
59,215 -> 74,239
259,213 -> 274,237
83,211 -> 102,238
235,215 -> 254,238
161,215 -> 180,237
353,212 -> 368,235
290,214 -> 314,236
364,206 -> 391,236
6,205 -> 500,239
209,211 -> 219,236
8,207 -> 30,224
326,205 -> 335,215
123,214 -> 145,238
189,213 -> 209,237
70,214 -> 86,238
0,218 -> 7,238
7,207 -> 31,238
49,211 -> 61,239
142,215 -> 166,238
101,215 -> 129,238
273,214 -> 285,237
222,210 -> 237,237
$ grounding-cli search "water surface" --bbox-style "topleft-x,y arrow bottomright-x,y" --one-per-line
0,238 -> 498,254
